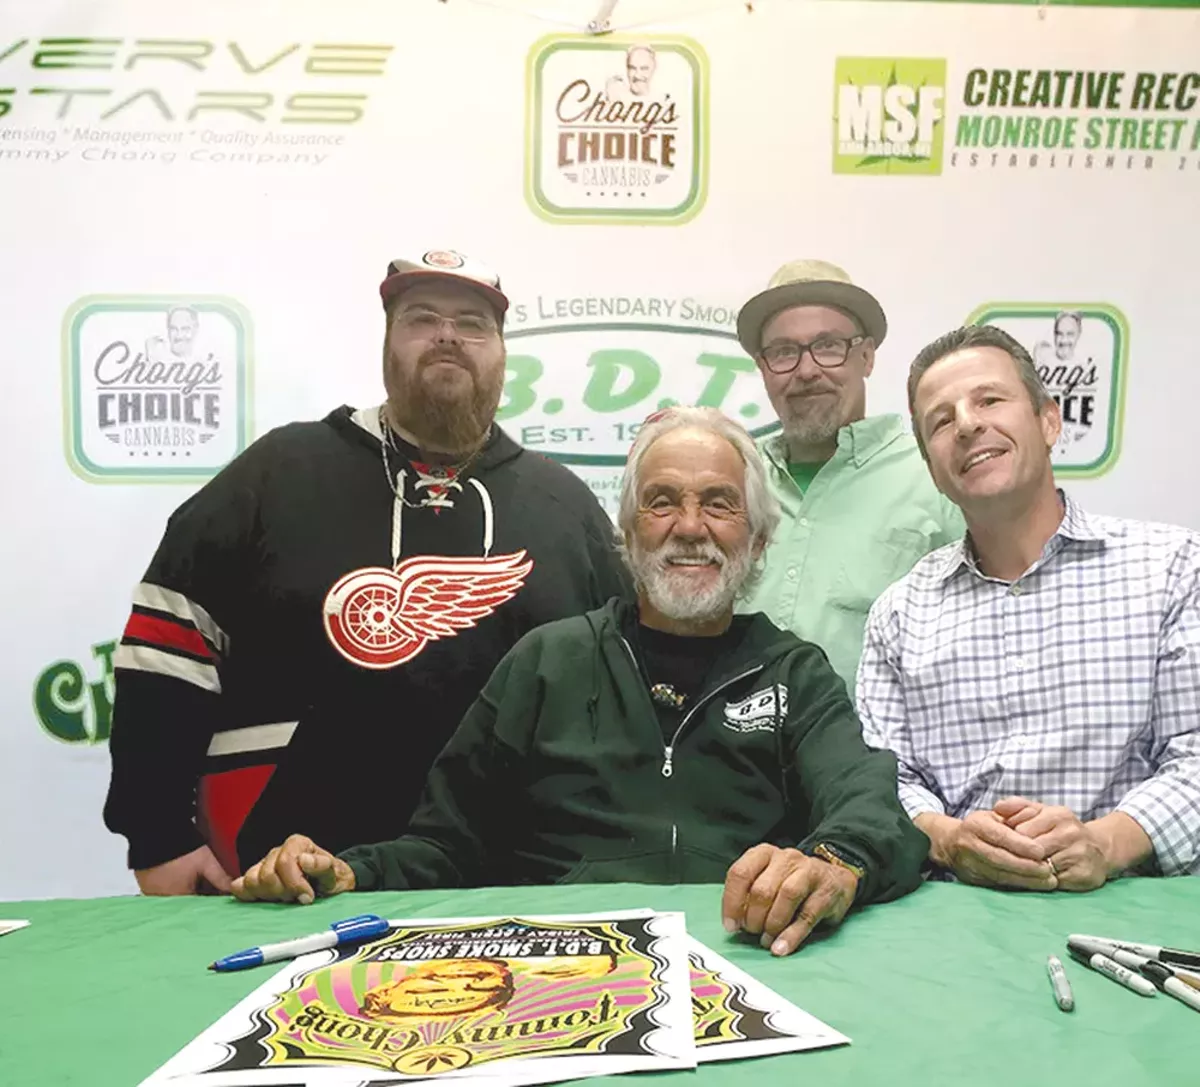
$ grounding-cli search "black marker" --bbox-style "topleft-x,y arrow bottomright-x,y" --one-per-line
1067,945 -> 1157,997
1141,962 -> 1200,1015
1068,934 -> 1200,971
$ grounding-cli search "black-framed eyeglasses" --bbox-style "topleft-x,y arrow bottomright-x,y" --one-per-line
759,335 -> 865,373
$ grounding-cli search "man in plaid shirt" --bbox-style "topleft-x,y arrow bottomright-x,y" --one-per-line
858,324 -> 1200,890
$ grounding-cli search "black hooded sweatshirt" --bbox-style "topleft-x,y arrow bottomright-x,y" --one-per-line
344,598 -> 928,903
104,406 -> 630,874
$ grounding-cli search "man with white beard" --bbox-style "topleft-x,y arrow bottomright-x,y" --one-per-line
231,407 -> 927,958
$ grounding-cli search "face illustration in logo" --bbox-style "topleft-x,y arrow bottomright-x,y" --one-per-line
603,45 -> 659,102
361,959 -> 515,1019
626,45 -> 656,96
167,306 -> 200,358
1053,311 -> 1082,361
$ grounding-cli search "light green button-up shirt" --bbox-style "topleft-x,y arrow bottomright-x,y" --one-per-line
738,413 -> 965,689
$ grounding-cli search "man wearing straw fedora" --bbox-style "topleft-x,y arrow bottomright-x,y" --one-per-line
735,260 -> 962,688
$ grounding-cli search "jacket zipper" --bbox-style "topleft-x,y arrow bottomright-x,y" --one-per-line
660,665 -> 763,777
618,636 -> 763,777
663,664 -> 762,880
619,636 -> 763,878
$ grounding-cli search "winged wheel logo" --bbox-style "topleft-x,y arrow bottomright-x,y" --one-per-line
323,551 -> 533,669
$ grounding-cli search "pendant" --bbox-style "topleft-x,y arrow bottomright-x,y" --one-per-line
650,683 -> 687,710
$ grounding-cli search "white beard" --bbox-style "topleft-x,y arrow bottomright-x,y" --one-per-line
628,539 -> 753,622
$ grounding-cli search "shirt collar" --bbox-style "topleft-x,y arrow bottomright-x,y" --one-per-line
934,536 -> 972,583
761,413 -> 908,472
935,489 -> 1110,584
351,403 -> 386,441
1056,491 -> 1112,544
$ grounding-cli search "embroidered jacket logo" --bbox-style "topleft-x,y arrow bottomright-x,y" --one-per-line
322,551 -> 533,670
723,685 -> 787,734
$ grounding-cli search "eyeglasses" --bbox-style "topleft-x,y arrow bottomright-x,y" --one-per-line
759,335 -> 865,373
394,309 -> 498,343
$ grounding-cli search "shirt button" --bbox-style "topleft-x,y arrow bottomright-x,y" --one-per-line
1012,657 -> 1027,671
799,517 -> 809,528
1010,584 -> 1023,596
787,568 -> 797,580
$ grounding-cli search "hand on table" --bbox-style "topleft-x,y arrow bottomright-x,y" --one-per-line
135,844 -> 232,896
231,835 -> 356,904
914,811 -> 1058,891
720,844 -> 858,957
995,796 -> 1125,891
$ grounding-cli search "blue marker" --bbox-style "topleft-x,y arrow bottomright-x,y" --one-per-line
209,914 -> 390,972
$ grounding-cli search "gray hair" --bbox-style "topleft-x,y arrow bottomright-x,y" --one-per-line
615,406 -> 780,592
907,324 -> 1052,458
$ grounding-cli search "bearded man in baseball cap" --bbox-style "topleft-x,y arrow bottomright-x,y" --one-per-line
104,249 -> 629,895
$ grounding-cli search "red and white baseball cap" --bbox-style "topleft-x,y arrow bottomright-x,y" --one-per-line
379,249 -> 509,315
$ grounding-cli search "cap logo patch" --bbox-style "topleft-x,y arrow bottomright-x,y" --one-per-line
422,250 -> 465,269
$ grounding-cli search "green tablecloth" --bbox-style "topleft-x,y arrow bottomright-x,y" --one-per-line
2,879 -> 1197,1085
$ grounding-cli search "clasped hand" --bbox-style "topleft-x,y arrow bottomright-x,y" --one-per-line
921,798 -> 1110,892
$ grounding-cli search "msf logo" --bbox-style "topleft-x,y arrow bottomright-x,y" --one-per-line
834,58 -> 947,175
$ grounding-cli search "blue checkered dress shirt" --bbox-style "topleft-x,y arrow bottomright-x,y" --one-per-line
857,493 -> 1200,875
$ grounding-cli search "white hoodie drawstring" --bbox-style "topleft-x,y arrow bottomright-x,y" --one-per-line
389,469 -> 496,567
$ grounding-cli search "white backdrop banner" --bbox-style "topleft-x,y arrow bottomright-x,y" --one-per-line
3,0 -> 1198,899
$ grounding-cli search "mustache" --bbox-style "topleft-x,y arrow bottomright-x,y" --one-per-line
786,381 -> 836,398
654,542 -> 725,567
418,345 -> 475,373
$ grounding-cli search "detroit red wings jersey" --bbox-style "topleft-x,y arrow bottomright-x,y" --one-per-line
114,550 -> 534,875
103,407 -> 629,877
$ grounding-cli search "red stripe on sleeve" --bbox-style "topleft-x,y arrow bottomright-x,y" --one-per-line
199,765 -> 276,878
124,611 -> 214,660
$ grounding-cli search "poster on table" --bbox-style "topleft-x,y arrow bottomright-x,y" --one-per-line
138,912 -> 848,1086
686,937 -> 849,1061
139,911 -> 696,1086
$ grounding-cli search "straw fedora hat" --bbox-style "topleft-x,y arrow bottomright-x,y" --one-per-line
736,259 -> 888,357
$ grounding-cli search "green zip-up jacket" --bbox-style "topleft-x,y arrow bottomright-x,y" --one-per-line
342,599 -> 927,904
